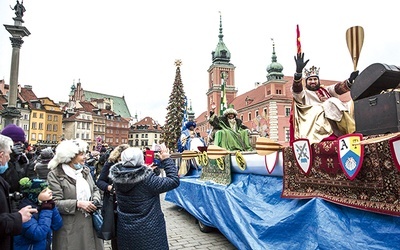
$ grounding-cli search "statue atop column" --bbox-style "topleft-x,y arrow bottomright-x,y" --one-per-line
10,0 -> 26,19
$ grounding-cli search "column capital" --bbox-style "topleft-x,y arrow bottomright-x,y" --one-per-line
10,37 -> 24,48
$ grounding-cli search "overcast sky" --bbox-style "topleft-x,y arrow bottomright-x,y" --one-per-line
1,0 -> 399,124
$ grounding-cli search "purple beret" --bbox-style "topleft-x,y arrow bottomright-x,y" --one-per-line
1,124 -> 25,143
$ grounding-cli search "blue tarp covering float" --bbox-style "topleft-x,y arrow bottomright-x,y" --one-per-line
165,173 -> 400,250
165,134 -> 400,250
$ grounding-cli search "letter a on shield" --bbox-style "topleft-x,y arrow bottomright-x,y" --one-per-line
389,135 -> 400,172
337,133 -> 364,180
292,138 -> 312,175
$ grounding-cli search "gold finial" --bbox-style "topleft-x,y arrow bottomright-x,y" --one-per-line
174,59 -> 182,67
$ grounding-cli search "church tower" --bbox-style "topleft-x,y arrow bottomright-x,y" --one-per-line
206,13 -> 237,116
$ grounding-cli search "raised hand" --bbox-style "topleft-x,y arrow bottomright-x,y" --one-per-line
294,53 -> 309,74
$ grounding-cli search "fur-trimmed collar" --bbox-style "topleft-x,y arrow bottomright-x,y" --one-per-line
109,162 -> 153,186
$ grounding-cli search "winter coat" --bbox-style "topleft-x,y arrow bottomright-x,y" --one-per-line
13,198 -> 63,250
47,164 -> 103,250
109,158 -> 179,250
96,161 -> 114,192
0,176 -> 22,250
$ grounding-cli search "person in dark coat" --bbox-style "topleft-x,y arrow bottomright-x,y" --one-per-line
96,143 -> 129,250
33,147 -> 54,180
13,178 -> 63,250
109,144 -> 179,250
0,134 -> 38,250
0,124 -> 29,195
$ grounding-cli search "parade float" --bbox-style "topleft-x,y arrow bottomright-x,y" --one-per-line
165,26 -> 400,249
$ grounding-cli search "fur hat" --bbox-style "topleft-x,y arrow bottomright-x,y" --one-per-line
48,139 -> 88,169
19,177 -> 48,204
121,147 -> 144,167
108,144 -> 130,163
185,121 -> 196,129
223,108 -> 238,116
1,124 -> 25,143
38,147 -> 54,163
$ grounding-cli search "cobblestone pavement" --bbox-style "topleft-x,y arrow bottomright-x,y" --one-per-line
104,193 -> 236,250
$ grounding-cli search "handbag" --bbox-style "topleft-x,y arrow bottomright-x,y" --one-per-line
92,210 -> 103,235
97,191 -> 117,240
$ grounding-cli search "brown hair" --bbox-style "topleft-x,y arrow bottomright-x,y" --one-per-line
108,144 -> 130,163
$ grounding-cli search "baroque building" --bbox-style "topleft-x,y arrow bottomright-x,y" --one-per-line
129,116 -> 163,149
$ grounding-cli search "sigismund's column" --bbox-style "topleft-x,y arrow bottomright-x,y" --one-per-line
2,1 -> 30,125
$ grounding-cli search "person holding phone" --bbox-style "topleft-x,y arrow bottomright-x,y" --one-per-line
109,144 -> 179,249
0,134 -> 38,250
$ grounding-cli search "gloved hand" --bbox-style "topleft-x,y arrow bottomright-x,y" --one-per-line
40,200 -> 55,210
294,53 -> 309,74
209,110 -> 215,117
348,70 -> 359,84
11,143 -> 24,156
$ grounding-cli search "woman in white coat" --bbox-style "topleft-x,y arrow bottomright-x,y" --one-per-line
47,139 -> 103,250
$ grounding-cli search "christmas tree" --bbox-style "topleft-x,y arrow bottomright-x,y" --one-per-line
162,60 -> 186,151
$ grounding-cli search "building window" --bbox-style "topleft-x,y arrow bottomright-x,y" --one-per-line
53,125 -> 58,132
47,124 -> 52,131
48,115 -> 52,121
54,116 -> 58,122
263,108 -> 268,117
240,115 -> 244,121
38,133 -> 43,140
46,134 -> 51,141
39,113 -> 44,119
23,124 -> 28,130
32,122 -> 37,129
24,114 -> 29,120
33,112 -> 37,118
285,127 -> 290,142
76,133 -> 79,138
248,113 -> 252,121
53,135 -> 57,141
276,89 -> 282,94
255,110 -> 259,117
39,123 -> 43,130
285,107 -> 291,117
31,133 -> 36,140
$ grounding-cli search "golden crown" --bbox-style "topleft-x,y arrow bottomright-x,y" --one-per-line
304,66 -> 320,78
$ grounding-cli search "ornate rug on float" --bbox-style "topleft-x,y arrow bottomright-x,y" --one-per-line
282,133 -> 400,216
200,155 -> 231,185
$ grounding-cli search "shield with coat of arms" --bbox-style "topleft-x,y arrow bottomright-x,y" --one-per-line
389,135 -> 400,172
337,133 -> 364,180
292,138 -> 312,175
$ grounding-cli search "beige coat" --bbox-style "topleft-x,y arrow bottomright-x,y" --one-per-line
47,164 -> 103,250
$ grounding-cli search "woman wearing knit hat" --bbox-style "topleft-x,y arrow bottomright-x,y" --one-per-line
47,139 -> 103,250
0,124 -> 29,198
13,177 -> 63,250
109,144 -> 179,250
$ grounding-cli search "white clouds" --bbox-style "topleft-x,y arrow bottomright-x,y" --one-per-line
1,1 -> 399,124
